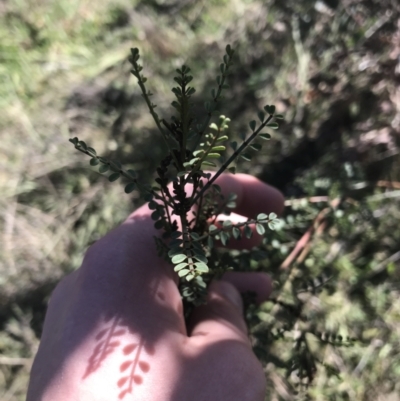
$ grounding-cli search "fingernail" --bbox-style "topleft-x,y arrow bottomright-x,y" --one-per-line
213,280 -> 243,312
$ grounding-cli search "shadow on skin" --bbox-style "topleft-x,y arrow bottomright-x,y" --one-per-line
27,213 -> 184,400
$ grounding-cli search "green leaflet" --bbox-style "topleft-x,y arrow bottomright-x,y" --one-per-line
194,262 -> 209,273
174,262 -> 188,272
206,153 -> 221,159
108,173 -> 120,182
171,254 -> 187,264
257,213 -> 268,221
178,269 -> 189,277
125,183 -> 136,194
202,160 -> 216,167
211,146 -> 226,152
256,223 -> 265,235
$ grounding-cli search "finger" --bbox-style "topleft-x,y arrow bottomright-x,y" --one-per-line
188,280 -> 249,344
188,272 -> 272,342
207,173 -> 284,249
221,272 -> 272,304
214,173 -> 285,218
213,212 -> 263,249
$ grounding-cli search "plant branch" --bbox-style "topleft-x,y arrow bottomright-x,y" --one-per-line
192,113 -> 274,204
70,141 -> 174,208
192,50 -> 234,151
130,49 -> 180,167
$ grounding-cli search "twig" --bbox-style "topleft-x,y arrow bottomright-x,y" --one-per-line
280,226 -> 314,270
280,204 -> 335,270
192,113 -> 274,204
0,356 -> 31,365
376,180 -> 400,189
285,196 -> 330,206
368,190 -> 400,201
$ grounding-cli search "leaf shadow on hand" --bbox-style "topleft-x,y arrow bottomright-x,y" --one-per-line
29,213 -> 184,400
82,307 -> 156,399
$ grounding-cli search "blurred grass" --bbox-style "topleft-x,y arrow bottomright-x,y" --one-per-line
1,0 -> 400,400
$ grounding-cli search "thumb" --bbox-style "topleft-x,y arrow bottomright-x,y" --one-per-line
188,280 -> 249,344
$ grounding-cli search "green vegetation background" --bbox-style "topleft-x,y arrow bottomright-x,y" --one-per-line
1,0 -> 400,399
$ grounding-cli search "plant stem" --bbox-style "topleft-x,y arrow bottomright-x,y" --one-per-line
192,114 -> 275,204
193,191 -> 204,230
73,145 -> 174,207
181,88 -> 189,162
192,59 -> 233,151
160,187 -> 172,226
131,62 -> 180,167
187,124 -> 222,182
192,217 -> 273,242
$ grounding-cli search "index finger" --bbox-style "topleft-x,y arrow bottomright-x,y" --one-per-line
214,173 -> 285,218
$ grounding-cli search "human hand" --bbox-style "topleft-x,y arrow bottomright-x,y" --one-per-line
27,173 -> 284,401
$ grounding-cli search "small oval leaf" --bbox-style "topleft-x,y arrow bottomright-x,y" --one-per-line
186,273 -> 195,281
99,164 -> 109,173
127,169 -> 136,178
209,224 -> 218,232
244,225 -> 253,239
220,231 -> 229,246
256,223 -> 266,235
264,105 -> 276,114
266,122 -> 279,129
151,211 -> 160,221
250,143 -> 262,151
232,227 -> 241,239
257,213 -> 268,221
193,254 -> 208,264
172,254 -> 187,264
206,153 -> 221,159
174,262 -> 188,272
201,161 -> 216,167
178,269 -> 190,277
125,183 -> 136,193
211,146 -> 226,152
194,262 -> 209,273
241,153 -> 252,161
154,220 -> 164,229
109,173 -> 121,182
216,135 -> 228,142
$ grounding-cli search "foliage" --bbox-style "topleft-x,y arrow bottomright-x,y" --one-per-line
70,45 -> 282,306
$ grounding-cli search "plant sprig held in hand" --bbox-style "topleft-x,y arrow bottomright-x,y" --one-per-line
69,44 -> 282,305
